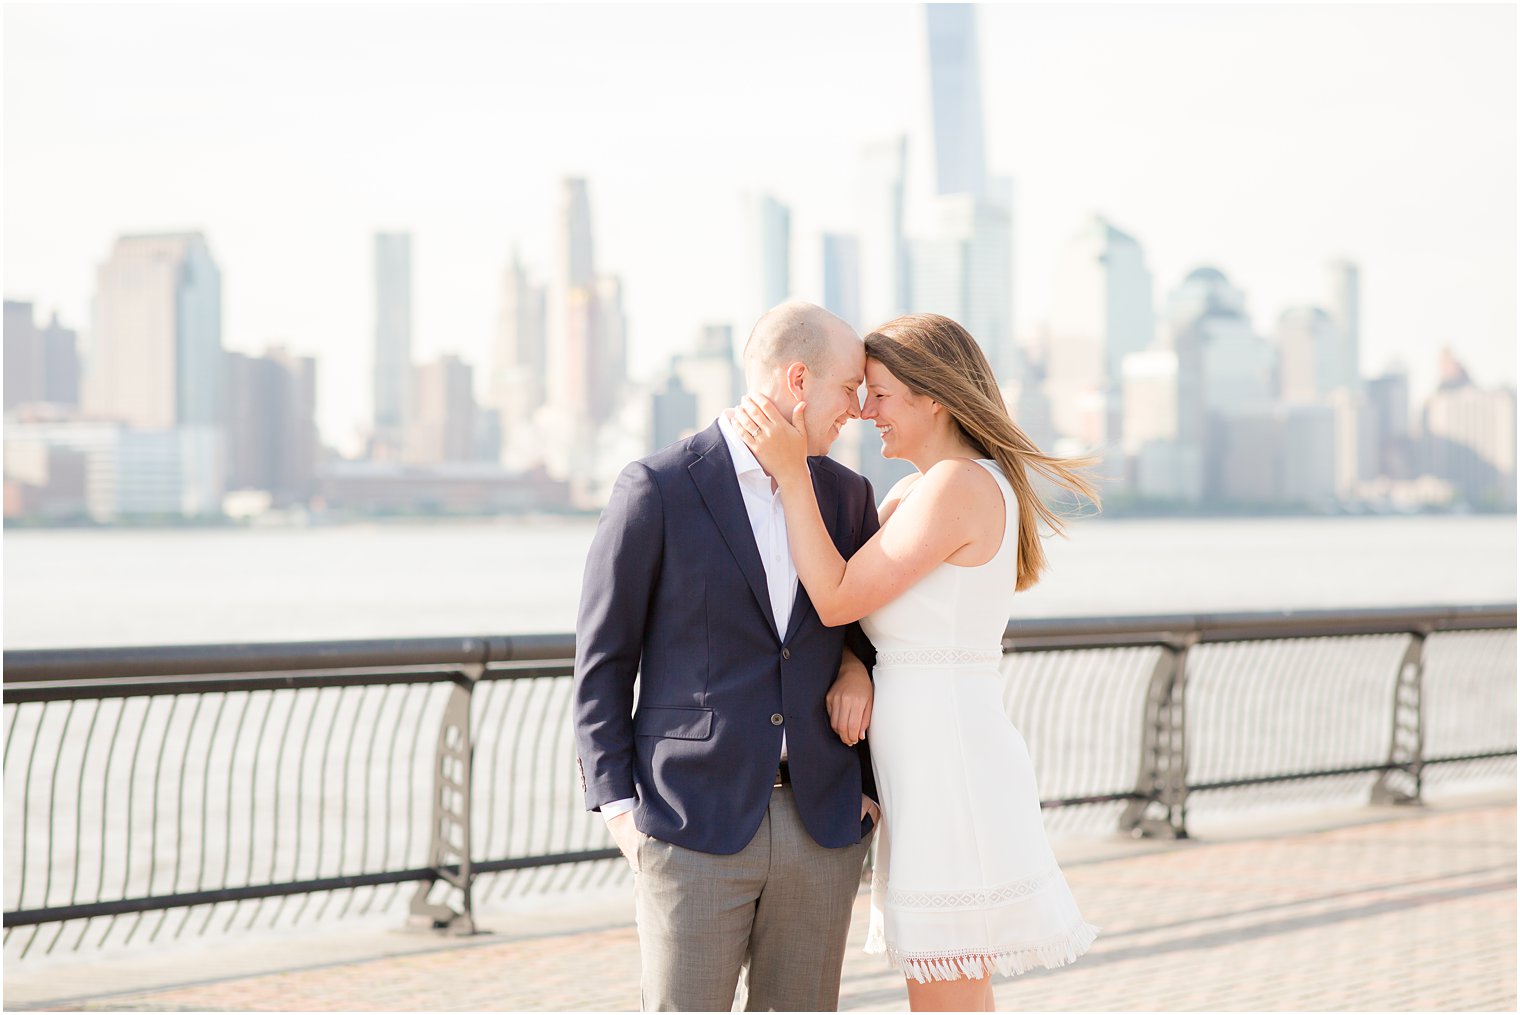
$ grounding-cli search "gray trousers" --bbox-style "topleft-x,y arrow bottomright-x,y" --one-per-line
632,786 -> 871,1012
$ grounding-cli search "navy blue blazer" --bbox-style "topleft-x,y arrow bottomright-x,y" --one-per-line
573,420 -> 881,854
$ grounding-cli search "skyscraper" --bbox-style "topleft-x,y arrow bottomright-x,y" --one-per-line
489,249 -> 547,468
1367,368 -> 1412,478
1045,215 -> 1155,445
743,192 -> 791,327
1420,350 -> 1516,508
373,232 -> 413,453
822,233 -> 862,331
540,177 -> 629,496
858,136 -> 910,329
547,178 -> 599,427
225,346 -> 317,505
910,197 -> 1017,380
87,232 -> 223,429
4,300 -> 46,410
594,274 -> 628,422
1326,259 -> 1361,388
407,354 -> 479,464
915,4 -> 1017,381
1275,306 -> 1350,403
926,3 -> 987,199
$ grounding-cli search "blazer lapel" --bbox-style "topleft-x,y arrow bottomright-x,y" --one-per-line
687,422 -> 781,640
782,461 -> 841,643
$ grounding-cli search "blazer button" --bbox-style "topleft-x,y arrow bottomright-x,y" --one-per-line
770,713 -> 784,726
781,648 -> 791,660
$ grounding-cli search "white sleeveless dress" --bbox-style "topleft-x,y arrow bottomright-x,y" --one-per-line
860,459 -> 1099,983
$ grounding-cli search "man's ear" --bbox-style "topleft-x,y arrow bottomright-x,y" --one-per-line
785,362 -> 808,400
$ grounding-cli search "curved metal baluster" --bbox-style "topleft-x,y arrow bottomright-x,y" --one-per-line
293,686 -> 341,927
161,693 -> 205,942
214,691 -> 255,933
385,682 -> 431,912
66,699 -> 105,952
114,697 -> 155,946
270,686 -> 318,931
339,683 -> 384,918
317,685 -> 366,921
479,677 -> 521,906
255,688 -> 295,930
187,692 -> 229,938
132,694 -> 181,946
15,702 -> 50,956
241,689 -> 276,930
91,698 -> 129,947
40,700 -> 79,940
361,681 -> 406,917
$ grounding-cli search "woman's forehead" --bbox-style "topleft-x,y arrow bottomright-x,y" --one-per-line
865,359 -> 903,386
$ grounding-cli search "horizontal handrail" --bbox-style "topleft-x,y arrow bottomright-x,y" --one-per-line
6,604 -> 1513,686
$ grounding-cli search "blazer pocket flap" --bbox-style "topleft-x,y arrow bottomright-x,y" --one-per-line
634,705 -> 714,741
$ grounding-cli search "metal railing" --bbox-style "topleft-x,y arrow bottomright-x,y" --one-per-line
4,603 -> 1514,958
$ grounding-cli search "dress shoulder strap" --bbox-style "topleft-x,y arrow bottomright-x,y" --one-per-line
972,458 -> 1018,560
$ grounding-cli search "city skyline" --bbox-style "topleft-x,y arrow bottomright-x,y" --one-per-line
4,3 -> 1515,455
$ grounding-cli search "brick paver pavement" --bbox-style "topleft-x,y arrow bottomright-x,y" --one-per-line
14,797 -> 1515,1012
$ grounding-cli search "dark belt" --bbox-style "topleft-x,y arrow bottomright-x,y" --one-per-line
774,759 -> 791,788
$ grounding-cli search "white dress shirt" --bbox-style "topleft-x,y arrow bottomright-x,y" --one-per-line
602,411 -> 801,822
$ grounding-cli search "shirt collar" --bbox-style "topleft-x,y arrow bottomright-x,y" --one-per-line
716,409 -> 766,479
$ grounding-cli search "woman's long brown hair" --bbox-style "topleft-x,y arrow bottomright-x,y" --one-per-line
864,313 -> 1100,591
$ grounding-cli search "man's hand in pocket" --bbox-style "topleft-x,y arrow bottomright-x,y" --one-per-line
607,810 -> 641,870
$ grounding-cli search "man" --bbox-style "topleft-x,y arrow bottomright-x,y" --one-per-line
573,301 -> 880,1011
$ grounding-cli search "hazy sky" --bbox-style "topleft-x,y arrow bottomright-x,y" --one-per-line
5,3 -> 1515,454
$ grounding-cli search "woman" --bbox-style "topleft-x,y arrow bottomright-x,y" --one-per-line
733,313 -> 1101,1012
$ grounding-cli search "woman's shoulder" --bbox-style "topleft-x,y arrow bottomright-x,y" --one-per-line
920,456 -> 1001,493
882,472 -> 923,501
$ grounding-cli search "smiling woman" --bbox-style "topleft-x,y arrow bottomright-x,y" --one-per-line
733,312 -> 1103,1010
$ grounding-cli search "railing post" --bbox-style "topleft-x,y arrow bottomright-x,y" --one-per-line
409,662 -> 483,934
1371,632 -> 1426,806
1120,637 -> 1193,839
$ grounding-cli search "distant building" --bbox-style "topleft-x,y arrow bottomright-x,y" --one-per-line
225,346 -> 318,506
1121,349 -> 1202,502
489,249 -> 548,469
1325,258 -> 1361,385
926,3 -> 987,200
1210,404 -> 1335,507
1275,306 -> 1355,403
910,195 -> 1016,381
540,177 -> 628,497
858,136 -> 910,329
822,233 -> 862,331
1047,215 -> 1155,447
1419,350 -> 1516,509
671,324 -> 741,432
1280,403 -> 1339,506
1366,368 -> 1413,479
743,192 -> 791,328
407,354 -> 479,464
373,232 -> 413,456
650,373 -> 698,452
4,418 -> 224,521
4,301 -> 79,410
87,232 -> 223,429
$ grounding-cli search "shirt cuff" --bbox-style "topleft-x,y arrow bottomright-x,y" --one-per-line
601,797 -> 636,821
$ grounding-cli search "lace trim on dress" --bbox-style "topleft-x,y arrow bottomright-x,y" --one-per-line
887,865 -> 1063,910
875,920 -> 1100,983
875,647 -> 1004,666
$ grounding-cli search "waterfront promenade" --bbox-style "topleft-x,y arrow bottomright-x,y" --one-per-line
8,788 -> 1513,1012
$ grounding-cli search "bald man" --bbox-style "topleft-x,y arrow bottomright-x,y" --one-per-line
573,302 -> 881,1011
